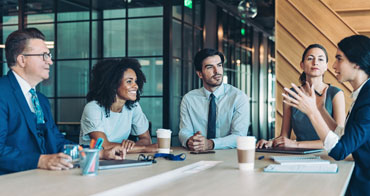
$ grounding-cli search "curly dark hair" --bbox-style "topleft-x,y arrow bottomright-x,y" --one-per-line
87,58 -> 146,117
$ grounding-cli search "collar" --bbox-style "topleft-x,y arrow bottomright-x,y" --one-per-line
351,78 -> 370,102
12,70 -> 34,95
202,83 -> 225,99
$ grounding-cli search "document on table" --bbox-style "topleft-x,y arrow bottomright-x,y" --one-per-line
264,155 -> 338,173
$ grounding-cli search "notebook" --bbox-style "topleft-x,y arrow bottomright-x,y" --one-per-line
264,164 -> 338,173
98,159 -> 152,170
271,155 -> 330,165
255,147 -> 323,154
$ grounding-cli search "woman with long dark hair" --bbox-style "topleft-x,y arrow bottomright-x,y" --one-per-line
80,58 -> 155,152
283,35 -> 370,196
257,44 -> 345,148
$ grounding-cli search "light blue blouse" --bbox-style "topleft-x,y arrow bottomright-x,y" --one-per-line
79,101 -> 149,145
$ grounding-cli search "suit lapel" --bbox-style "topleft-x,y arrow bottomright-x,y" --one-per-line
348,79 -> 370,123
7,71 -> 39,140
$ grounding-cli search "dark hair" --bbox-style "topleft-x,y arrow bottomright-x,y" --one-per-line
338,35 -> 370,76
5,28 -> 45,67
193,48 -> 225,72
87,58 -> 146,117
299,44 -> 328,84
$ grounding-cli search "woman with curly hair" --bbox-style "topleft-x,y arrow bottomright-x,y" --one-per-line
80,58 -> 155,153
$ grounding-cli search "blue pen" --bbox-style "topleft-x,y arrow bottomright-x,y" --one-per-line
95,138 -> 104,149
258,155 -> 265,160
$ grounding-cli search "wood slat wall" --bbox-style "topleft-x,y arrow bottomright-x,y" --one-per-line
322,0 -> 370,37
275,0 -> 369,137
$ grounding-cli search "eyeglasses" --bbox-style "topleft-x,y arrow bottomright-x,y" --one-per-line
22,52 -> 52,61
138,154 -> 157,163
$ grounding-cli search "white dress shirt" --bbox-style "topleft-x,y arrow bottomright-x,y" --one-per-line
12,70 -> 36,113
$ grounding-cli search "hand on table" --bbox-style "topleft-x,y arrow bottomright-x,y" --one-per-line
272,136 -> 298,148
121,140 -> 135,150
256,139 -> 273,149
37,153 -> 73,170
187,131 -> 214,151
101,145 -> 126,160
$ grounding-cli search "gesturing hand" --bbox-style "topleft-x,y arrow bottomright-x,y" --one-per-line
282,83 -> 318,116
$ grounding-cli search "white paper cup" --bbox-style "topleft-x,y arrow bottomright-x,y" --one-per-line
237,136 -> 256,171
156,129 -> 172,154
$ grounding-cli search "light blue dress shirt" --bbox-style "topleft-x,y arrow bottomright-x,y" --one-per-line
179,83 -> 250,149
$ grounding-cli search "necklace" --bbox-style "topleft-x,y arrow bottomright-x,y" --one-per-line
315,90 -> 323,96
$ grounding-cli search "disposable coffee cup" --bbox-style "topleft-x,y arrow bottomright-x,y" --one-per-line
156,129 -> 172,154
79,148 -> 100,176
237,136 -> 256,171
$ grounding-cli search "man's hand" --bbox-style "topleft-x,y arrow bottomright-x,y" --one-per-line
187,131 -> 214,151
100,145 -> 126,160
37,153 -> 73,170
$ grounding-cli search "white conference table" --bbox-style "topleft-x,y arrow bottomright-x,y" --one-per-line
0,147 -> 354,196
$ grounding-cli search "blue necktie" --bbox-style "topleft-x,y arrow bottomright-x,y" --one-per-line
207,94 -> 216,139
29,88 -> 45,124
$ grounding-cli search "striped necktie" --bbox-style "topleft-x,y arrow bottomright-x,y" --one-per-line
29,89 -> 45,124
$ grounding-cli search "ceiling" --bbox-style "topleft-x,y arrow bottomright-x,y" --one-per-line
212,0 -> 275,35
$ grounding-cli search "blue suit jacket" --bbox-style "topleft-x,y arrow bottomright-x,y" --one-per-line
0,71 -> 72,175
329,79 -> 370,196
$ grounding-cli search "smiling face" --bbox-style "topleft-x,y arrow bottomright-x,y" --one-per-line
300,47 -> 327,78
19,39 -> 53,86
332,48 -> 358,83
196,55 -> 223,91
116,68 -> 138,102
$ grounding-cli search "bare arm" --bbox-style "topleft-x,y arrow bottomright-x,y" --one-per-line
317,90 -> 346,130
89,131 -> 119,149
135,130 -> 152,146
283,84 -> 331,142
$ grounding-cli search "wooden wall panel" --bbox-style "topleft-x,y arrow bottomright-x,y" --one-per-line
287,0 -> 356,44
322,0 -> 370,11
338,10 -> 370,32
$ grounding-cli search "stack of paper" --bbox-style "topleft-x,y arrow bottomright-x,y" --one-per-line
264,155 -> 338,173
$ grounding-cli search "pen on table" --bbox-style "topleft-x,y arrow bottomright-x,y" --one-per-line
258,155 -> 265,160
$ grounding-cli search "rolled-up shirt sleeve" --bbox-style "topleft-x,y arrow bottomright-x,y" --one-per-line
324,131 -> 339,153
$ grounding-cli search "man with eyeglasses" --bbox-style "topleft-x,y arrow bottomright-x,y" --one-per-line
0,28 -> 125,175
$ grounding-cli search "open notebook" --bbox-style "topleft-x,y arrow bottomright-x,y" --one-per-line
256,147 -> 323,154
98,159 -> 152,170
